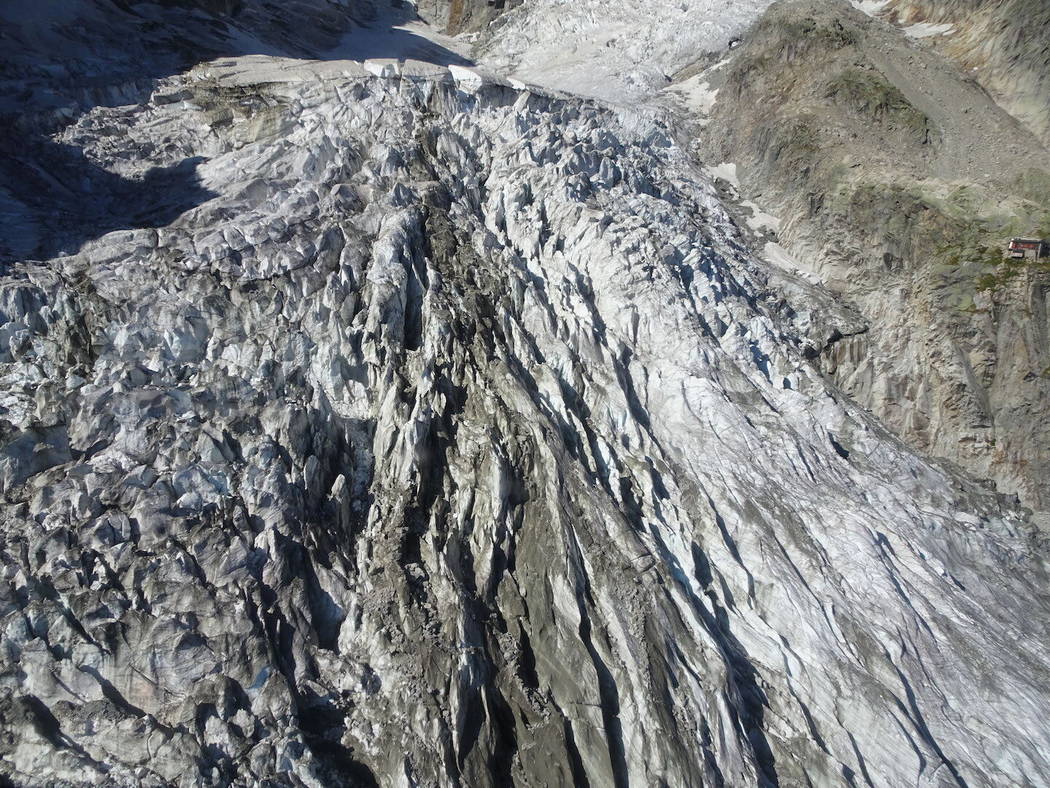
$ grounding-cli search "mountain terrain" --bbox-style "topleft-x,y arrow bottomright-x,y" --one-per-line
880,0 -> 1050,146
691,0 -> 1050,513
1,1 -> 1049,786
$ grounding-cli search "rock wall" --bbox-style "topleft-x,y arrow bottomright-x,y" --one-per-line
408,0 -> 522,35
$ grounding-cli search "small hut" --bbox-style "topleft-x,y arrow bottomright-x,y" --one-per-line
1007,238 -> 1050,259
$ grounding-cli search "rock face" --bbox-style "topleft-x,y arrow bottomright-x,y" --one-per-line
3,2 -> 1050,788
425,0 -> 523,36
879,0 -> 1050,146
698,0 -> 1050,512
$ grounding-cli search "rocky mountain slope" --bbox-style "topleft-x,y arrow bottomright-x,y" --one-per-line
879,0 -> 1050,146
695,0 -> 1050,513
2,1 -> 1050,786
414,0 -> 523,36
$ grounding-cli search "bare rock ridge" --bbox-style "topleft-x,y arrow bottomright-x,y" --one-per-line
2,1 -> 1050,787
414,0 -> 523,36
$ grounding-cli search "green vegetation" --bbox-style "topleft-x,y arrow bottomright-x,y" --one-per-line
1013,169 -> 1050,238
945,185 -> 988,216
972,256 -> 1050,292
975,266 -> 1021,292
724,15 -> 860,98
1015,168 -> 1050,204
841,182 -> 950,253
775,16 -> 858,61
723,53 -> 773,101
825,68 -> 933,143
782,117 -> 821,159
831,174 -> 1050,297
714,3 -> 1050,302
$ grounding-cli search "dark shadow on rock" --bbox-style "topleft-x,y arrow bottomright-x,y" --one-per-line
298,685 -> 381,787
0,0 -> 472,264
0,131 -> 216,262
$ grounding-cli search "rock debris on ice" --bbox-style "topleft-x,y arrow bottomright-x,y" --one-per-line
1,2 -> 1049,787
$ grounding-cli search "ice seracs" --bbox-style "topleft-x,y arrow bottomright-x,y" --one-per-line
2,1 -> 1050,786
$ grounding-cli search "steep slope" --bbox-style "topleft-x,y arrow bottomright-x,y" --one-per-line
414,0 -> 523,36
0,0 -> 472,264
696,0 -> 1050,512
879,0 -> 1050,146
0,0 -> 365,263
3,2 -> 1050,788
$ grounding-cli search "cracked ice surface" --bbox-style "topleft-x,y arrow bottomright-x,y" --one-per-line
1,56 -> 1049,787
475,0 -> 777,102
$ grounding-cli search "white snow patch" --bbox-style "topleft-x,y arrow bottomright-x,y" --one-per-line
707,162 -> 740,189
764,242 -> 822,284
364,59 -> 400,78
668,74 -> 720,115
710,54 -> 735,73
448,65 -> 486,91
903,22 -> 955,38
741,201 -> 780,234
851,0 -> 890,17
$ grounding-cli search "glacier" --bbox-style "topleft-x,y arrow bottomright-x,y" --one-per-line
0,1 -> 1049,786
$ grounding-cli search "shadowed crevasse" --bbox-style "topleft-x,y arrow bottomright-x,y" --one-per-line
0,0 -> 470,263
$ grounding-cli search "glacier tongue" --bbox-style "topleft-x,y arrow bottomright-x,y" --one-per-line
2,23 -> 1050,788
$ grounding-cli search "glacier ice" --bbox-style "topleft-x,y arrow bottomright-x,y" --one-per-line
0,2 -> 1049,787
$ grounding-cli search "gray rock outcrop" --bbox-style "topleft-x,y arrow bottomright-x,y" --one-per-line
879,0 -> 1050,146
